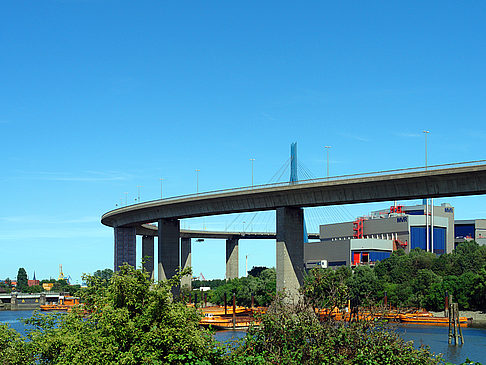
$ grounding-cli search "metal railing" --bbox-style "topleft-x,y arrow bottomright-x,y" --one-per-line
116,159 -> 486,210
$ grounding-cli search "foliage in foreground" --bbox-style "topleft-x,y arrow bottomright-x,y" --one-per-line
0,264 -> 224,365
1,264 -> 481,365
230,298 -> 441,365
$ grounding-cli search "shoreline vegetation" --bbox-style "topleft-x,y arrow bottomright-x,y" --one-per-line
195,242 -> 486,315
0,265 -> 483,364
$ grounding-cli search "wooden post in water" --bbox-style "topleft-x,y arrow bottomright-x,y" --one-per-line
195,292 -> 198,309
448,302 -> 464,345
232,293 -> 236,330
456,303 -> 464,345
453,303 -> 459,345
455,303 -> 464,344
448,302 -> 453,344
224,293 -> 227,315
444,292 -> 449,318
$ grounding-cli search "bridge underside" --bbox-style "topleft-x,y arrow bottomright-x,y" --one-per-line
113,208 -> 309,301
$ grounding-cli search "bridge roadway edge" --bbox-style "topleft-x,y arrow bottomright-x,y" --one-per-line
101,165 -> 486,229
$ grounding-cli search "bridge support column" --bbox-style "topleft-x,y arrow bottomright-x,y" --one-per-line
158,218 -> 180,297
11,293 -> 18,311
114,227 -> 136,271
276,207 -> 304,302
226,237 -> 239,280
181,238 -> 192,290
142,235 -> 155,280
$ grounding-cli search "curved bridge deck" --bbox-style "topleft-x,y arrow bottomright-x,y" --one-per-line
101,160 -> 486,300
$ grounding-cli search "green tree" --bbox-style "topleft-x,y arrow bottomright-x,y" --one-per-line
208,268 -> 276,307
0,323 -> 33,364
472,267 -> 486,309
22,264 -> 224,364
16,268 -> 28,292
301,267 -> 349,312
93,268 -> 113,281
348,265 -> 382,305
375,249 -> 413,284
410,269 -> 441,308
231,296 -> 441,364
409,249 -> 436,272
452,241 -> 486,275
248,266 -> 269,277
27,285 -> 43,294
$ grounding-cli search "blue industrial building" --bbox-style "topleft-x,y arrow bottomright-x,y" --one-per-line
304,202 -> 456,268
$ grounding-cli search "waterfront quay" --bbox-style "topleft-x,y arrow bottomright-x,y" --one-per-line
0,293 -> 63,311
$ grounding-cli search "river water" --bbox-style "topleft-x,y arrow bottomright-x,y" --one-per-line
1,311 -> 485,364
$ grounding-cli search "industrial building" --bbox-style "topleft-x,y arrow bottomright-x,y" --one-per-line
304,201 -> 456,268
454,219 -> 486,247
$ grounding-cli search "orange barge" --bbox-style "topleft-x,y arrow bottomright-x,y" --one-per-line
40,296 -> 81,312
198,305 -> 261,329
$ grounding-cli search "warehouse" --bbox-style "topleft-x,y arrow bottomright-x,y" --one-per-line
304,201 -> 455,268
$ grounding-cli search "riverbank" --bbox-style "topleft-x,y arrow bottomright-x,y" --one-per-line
430,310 -> 486,327
3,309 -> 486,364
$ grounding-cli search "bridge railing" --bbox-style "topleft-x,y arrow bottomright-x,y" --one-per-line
129,159 -> 486,207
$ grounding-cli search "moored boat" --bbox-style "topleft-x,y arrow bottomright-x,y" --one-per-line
399,314 -> 470,327
40,296 -> 81,312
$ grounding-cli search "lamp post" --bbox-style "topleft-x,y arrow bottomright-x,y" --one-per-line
324,146 -> 331,179
249,158 -> 255,187
195,169 -> 200,194
136,185 -> 142,203
423,130 -> 430,251
423,130 -> 430,170
160,178 -> 164,199
124,192 -> 128,206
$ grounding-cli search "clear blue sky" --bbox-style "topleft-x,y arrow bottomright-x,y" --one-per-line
1,1 -> 485,283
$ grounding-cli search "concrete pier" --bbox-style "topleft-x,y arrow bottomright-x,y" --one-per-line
276,207 -> 304,301
226,237 -> 239,280
181,237 -> 192,289
142,235 -> 155,280
158,219 -> 180,296
114,227 -> 136,270
10,293 -> 18,310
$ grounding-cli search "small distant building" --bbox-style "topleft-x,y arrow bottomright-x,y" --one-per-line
454,219 -> 486,247
28,271 -> 40,287
42,283 -> 54,291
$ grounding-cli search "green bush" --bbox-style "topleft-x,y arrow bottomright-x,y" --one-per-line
230,296 -> 441,365
2,265 -> 225,364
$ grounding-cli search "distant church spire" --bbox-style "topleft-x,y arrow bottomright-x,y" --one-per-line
33,271 -> 36,281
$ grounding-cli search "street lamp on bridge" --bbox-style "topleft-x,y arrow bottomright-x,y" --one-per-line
324,146 -> 332,179
195,169 -> 200,194
249,158 -> 255,187
423,130 -> 430,170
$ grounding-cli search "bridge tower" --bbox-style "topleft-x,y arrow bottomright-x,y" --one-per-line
276,142 -> 308,301
289,142 -> 309,243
